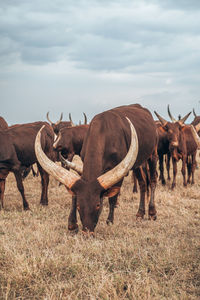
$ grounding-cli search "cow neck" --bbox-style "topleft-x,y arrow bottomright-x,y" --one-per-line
81,122 -> 105,182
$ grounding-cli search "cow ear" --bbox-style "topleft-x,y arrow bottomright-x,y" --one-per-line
103,186 -> 120,198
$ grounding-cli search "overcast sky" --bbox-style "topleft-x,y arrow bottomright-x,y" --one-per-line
1,0 -> 200,125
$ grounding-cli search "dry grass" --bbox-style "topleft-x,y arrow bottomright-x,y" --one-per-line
0,154 -> 200,299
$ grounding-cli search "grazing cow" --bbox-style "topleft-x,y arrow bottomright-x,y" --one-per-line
154,107 -> 198,189
35,104 -> 158,234
0,122 -> 55,210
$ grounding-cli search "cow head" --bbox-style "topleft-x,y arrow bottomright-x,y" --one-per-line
46,112 -> 74,135
35,118 -> 138,233
53,128 -> 74,159
46,112 -> 64,135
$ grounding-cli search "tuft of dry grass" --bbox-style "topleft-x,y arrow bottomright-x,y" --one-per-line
0,154 -> 200,299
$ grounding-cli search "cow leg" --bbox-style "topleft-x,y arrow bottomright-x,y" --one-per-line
171,158 -> 177,189
181,155 -> 187,187
37,163 -> 49,205
186,156 -> 192,184
132,171 -> 138,193
147,154 -> 157,220
14,172 -> 29,210
166,152 -> 171,181
159,154 -> 166,185
134,167 -> 147,219
0,179 -> 6,210
191,152 -> 197,185
106,194 -> 119,225
68,196 -> 79,232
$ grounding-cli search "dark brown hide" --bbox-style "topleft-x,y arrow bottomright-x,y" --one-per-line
154,112 -> 198,189
53,124 -> 89,162
156,121 -> 171,185
71,104 -> 158,232
0,122 -> 55,210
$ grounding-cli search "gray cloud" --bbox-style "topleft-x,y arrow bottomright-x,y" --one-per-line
1,0 -> 200,124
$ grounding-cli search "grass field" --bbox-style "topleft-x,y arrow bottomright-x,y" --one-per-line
0,155 -> 200,299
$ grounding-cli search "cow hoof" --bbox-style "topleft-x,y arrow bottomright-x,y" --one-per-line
148,214 -> 157,221
68,224 -> 79,233
106,219 -> 113,225
24,206 -> 30,211
136,211 -> 145,220
40,202 -> 48,206
136,216 -> 143,222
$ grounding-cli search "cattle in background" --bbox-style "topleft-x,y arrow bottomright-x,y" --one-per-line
46,112 -> 73,135
191,109 -> 200,136
0,116 -> 9,208
35,104 -> 158,234
168,106 -> 199,185
155,106 -> 198,189
46,112 -> 88,136
53,124 -> 89,163
155,121 -> 171,185
0,122 -> 55,210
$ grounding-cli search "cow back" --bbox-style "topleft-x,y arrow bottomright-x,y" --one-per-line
81,104 -> 157,180
7,122 -> 55,167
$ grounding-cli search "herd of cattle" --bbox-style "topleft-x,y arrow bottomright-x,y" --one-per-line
0,104 -> 200,234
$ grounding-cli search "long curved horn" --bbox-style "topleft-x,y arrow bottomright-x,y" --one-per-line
46,112 -> 53,125
35,125 -> 80,189
59,153 -> 83,175
55,113 -> 63,125
193,108 -> 197,117
97,117 -> 138,190
167,105 -> 177,123
190,125 -> 200,149
83,112 -> 87,124
178,111 -> 191,124
69,113 -> 75,126
154,111 -> 168,126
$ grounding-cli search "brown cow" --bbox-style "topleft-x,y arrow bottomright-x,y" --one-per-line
0,122 -> 55,210
53,124 -> 89,163
154,107 -> 198,189
167,106 -> 198,185
155,121 -> 171,185
35,104 -> 158,234
0,116 -> 9,208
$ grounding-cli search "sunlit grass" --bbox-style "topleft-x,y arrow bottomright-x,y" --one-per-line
0,154 -> 200,299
